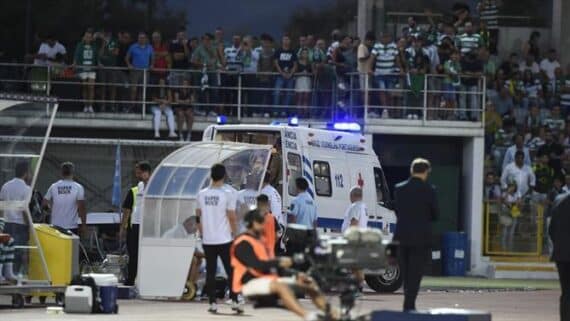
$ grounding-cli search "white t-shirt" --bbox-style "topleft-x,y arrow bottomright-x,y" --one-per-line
0,178 -> 31,225
236,189 -> 259,233
131,181 -> 145,225
540,59 -> 561,81
341,201 -> 368,233
44,179 -> 85,229
197,185 -> 237,245
34,42 -> 67,66
260,184 -> 283,225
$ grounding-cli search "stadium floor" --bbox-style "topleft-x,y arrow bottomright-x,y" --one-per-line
0,282 -> 560,321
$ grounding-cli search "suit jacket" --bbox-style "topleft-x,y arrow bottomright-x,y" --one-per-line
548,193 -> 570,262
393,177 -> 439,247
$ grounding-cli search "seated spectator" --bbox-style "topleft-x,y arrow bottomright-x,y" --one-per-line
548,175 -> 565,206
522,31 -> 541,63
493,87 -> 515,116
32,34 -> 67,66
520,54 -> 540,75
502,133 -> 531,170
533,154 -> 554,202
522,70 -> 543,109
501,151 -> 536,197
540,49 -> 561,86
173,79 -> 193,142
499,53 -> 520,78
484,172 -> 502,201
73,29 -> 99,114
150,78 -> 176,139
560,64 -> 570,112
543,105 -> 566,132
538,130 -> 564,175
273,35 -> 297,115
527,126 -> 547,151
125,32 -> 154,112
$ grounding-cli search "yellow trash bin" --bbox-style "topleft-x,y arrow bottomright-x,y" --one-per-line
29,224 -> 79,286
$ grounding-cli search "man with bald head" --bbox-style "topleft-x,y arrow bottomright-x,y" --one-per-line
341,186 -> 368,232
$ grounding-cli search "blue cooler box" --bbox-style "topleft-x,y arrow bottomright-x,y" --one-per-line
84,273 -> 119,314
372,309 -> 491,321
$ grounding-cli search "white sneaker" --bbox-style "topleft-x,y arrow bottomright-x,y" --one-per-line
263,113 -> 270,118
231,301 -> 244,314
208,303 -> 217,313
305,311 -> 322,321
407,114 -> 414,119
338,82 -> 347,91
208,111 -> 218,117
368,111 -> 380,118
88,106 -> 95,113
154,132 -> 160,138
413,114 -> 419,120
168,132 -> 177,138
83,106 -> 89,113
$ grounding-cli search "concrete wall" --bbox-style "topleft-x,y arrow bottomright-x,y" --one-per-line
462,136 -> 486,276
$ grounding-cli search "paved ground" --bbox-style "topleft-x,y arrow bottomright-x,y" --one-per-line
0,288 -> 561,321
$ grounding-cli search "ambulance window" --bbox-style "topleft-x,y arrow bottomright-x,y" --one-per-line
313,161 -> 332,197
287,153 -> 302,196
373,167 -> 385,203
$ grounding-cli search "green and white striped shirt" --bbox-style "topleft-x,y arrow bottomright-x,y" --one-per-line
371,42 -> 398,75
479,1 -> 499,30
458,33 -> 482,55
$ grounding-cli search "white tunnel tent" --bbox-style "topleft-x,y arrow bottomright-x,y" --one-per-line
138,142 -> 272,298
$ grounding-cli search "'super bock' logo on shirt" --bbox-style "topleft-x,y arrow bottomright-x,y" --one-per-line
57,185 -> 72,195
205,195 -> 220,206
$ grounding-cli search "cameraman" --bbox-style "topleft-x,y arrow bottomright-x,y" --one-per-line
231,210 -> 331,321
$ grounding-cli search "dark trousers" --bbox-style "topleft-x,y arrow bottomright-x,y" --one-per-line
203,242 -> 237,304
4,223 -> 29,274
126,224 -> 140,286
557,261 -> 570,321
399,245 -> 428,311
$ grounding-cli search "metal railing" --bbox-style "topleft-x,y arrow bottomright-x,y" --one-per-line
0,62 -> 485,128
484,199 -> 545,257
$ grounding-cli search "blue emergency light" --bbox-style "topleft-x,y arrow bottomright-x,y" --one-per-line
216,115 -> 227,125
288,116 -> 299,126
329,122 -> 361,132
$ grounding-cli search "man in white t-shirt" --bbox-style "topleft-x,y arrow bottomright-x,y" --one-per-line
260,173 -> 283,226
43,162 -> 86,236
540,49 -> 561,85
33,35 -> 67,66
0,161 -> 31,277
120,161 -> 152,286
236,175 -> 260,233
357,31 -> 375,91
196,163 -> 240,313
341,186 -> 369,233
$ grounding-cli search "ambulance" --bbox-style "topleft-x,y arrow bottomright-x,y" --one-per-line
201,119 -> 402,293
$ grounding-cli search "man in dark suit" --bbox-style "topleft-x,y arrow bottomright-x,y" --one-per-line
393,158 -> 439,312
548,193 -> 570,321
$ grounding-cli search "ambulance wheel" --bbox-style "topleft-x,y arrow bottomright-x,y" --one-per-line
114,305 -> 119,314
12,294 -> 24,309
365,265 -> 403,293
182,282 -> 197,301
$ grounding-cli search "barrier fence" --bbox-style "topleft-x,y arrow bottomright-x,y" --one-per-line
0,62 -> 485,126
484,199 -> 546,257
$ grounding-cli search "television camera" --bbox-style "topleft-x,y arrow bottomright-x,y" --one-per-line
284,224 -> 398,320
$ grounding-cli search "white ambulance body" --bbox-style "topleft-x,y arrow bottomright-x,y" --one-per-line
203,123 -> 396,237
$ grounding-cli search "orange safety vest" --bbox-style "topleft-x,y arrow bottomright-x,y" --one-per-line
263,212 -> 276,258
230,233 -> 278,293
